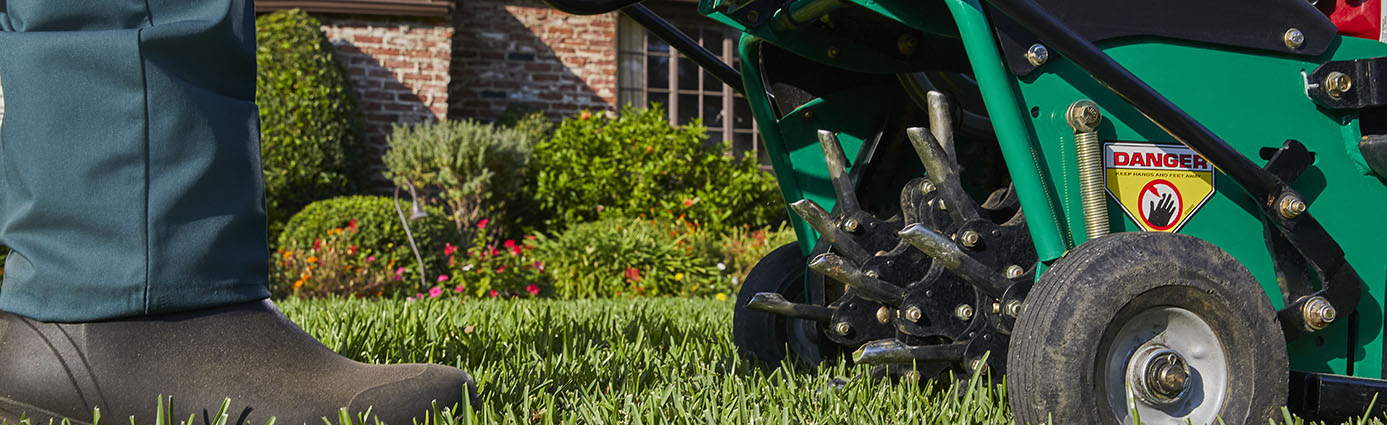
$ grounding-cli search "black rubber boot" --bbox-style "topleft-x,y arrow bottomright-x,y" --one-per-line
0,300 -> 477,425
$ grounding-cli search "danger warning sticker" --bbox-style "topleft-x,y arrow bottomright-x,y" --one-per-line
1104,142 -> 1215,232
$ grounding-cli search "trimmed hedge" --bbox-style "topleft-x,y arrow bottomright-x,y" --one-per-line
256,9 -> 368,239
278,196 -> 454,287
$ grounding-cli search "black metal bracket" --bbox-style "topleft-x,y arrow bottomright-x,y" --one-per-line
620,4 -> 746,95
1261,140 -> 1363,340
1289,371 -> 1387,422
981,0 -> 1364,342
1307,57 -> 1387,110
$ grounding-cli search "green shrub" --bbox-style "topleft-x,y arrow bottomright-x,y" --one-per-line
382,120 -> 532,238
277,196 -> 453,291
272,223 -> 399,298
534,217 -> 719,299
423,219 -> 550,300
717,224 -> 799,289
256,9 -> 368,239
530,106 -> 784,233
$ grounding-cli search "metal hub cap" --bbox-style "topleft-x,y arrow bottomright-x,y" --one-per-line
1129,346 -> 1190,404
1104,307 -> 1226,425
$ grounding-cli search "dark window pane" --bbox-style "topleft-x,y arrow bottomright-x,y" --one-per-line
703,95 -> 724,126
709,131 -> 724,143
734,132 -> 755,159
678,57 -> 699,91
733,96 -> 753,129
648,92 -> 669,111
678,94 -> 699,125
647,55 -> 669,90
646,33 -> 669,53
706,32 -> 724,56
618,53 -> 643,90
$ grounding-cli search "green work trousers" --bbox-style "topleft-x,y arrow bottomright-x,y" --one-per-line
0,0 -> 271,322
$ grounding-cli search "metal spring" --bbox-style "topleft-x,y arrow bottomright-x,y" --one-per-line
1075,130 -> 1108,240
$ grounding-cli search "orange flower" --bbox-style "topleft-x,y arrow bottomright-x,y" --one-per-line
306,256 -> 319,264
293,279 -> 305,289
281,251 -> 293,259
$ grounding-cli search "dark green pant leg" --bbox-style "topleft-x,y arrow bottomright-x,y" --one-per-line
0,0 -> 270,322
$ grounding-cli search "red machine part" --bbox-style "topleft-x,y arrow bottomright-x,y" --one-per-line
1320,0 -> 1383,40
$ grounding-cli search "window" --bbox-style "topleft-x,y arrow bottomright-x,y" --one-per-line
617,14 -> 764,162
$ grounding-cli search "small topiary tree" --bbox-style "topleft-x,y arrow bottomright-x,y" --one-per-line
277,195 -> 453,291
382,119 -> 533,240
256,9 -> 368,240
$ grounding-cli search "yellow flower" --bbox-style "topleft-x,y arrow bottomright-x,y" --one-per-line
674,273 -> 685,281
715,292 -> 727,301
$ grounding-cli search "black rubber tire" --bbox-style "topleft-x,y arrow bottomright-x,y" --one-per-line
733,242 -> 810,367
1007,232 -> 1287,425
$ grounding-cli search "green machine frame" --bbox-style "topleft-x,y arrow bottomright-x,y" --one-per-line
702,0 -> 1387,379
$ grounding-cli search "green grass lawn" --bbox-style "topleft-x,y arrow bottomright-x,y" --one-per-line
279,297 -> 1011,424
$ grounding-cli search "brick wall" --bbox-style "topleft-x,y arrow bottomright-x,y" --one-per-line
318,14 -> 453,187
450,0 -> 618,121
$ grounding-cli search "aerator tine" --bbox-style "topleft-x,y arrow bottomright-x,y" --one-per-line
807,253 -> 906,306
746,293 -> 834,322
852,338 -> 968,365
906,127 -> 979,223
898,223 -> 1010,299
788,199 -> 873,263
817,130 -> 862,214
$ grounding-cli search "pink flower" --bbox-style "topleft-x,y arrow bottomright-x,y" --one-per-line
526,284 -> 540,296
415,292 -> 425,299
365,256 -> 376,263
488,246 -> 499,257
444,243 -> 457,256
454,284 -> 466,293
477,219 -> 489,230
429,287 -> 443,298
532,261 -> 545,271
496,266 -> 506,273
488,290 -> 498,298
347,245 -> 358,255
596,205 -> 605,212
438,274 -> 450,282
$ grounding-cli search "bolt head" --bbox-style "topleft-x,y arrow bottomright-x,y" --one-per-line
959,230 -> 981,248
1324,72 -> 1353,98
1301,296 -> 1336,331
745,10 -> 760,23
827,47 -> 841,59
1005,300 -> 1023,318
842,218 -> 860,233
1285,28 -> 1305,49
1066,100 -> 1102,132
864,270 -> 880,279
955,304 -> 974,322
876,306 -> 891,324
897,35 -> 918,56
920,181 -> 936,194
1005,265 -> 1025,279
1279,195 -> 1307,219
834,321 -> 852,336
1025,44 -> 1049,67
904,305 -> 923,322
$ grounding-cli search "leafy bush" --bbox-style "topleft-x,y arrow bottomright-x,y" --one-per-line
277,196 -> 453,289
382,120 -> 533,239
256,9 -> 368,238
272,223 -> 398,298
716,224 -> 799,289
413,218 -> 550,300
533,217 -> 720,299
530,106 -> 785,233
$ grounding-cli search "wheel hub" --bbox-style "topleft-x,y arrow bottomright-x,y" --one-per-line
1130,346 -> 1191,405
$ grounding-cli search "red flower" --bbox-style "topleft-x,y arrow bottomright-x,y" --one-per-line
347,245 -> 358,255
477,219 -> 489,230
504,240 -> 520,254
526,284 -> 540,296
312,239 -> 321,251
347,219 -> 359,234
444,242 -> 457,256
489,290 -> 498,298
682,198 -> 694,207
624,267 -> 641,283
488,246 -> 499,257
496,266 -> 506,273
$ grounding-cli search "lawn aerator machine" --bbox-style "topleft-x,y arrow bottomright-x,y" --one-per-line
544,0 -> 1387,423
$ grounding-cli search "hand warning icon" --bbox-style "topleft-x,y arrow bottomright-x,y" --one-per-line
1138,179 -> 1182,231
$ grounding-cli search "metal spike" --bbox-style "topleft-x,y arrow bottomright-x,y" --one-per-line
808,253 -> 905,306
852,339 -> 968,364
788,199 -> 873,263
926,91 -> 959,167
906,127 -> 979,222
817,130 -> 862,213
898,223 -> 1010,298
746,293 -> 834,322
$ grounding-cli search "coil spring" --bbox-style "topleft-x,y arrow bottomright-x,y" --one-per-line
1075,130 -> 1108,240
